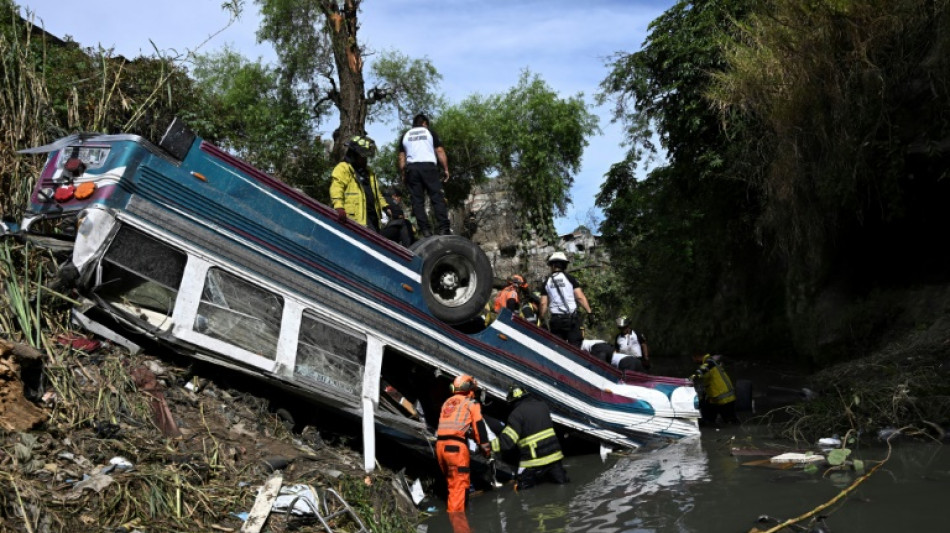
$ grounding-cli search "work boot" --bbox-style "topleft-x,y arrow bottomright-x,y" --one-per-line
421,228 -> 433,238
439,228 -> 452,236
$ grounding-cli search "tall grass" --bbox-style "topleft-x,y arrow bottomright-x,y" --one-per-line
0,6 -> 51,219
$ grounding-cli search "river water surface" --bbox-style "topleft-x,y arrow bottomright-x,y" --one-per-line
419,428 -> 949,532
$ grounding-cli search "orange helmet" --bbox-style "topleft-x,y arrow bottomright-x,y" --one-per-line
508,274 -> 526,288
451,374 -> 478,394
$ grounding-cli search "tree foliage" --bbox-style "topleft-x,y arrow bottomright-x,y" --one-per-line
437,71 -> 598,240
184,47 -> 331,200
600,0 -> 950,363
254,0 -> 442,163
596,0 -> 780,356
709,0 -> 950,291
369,49 -> 446,126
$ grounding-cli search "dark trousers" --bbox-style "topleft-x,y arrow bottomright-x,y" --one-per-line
406,163 -> 450,234
699,399 -> 739,426
517,460 -> 569,490
381,219 -> 414,247
549,313 -> 582,348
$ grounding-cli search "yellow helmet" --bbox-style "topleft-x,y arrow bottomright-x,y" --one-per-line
344,135 -> 377,158
507,384 -> 527,402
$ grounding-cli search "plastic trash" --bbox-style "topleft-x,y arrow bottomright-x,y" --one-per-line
271,484 -> 319,516
110,456 -> 134,470
817,436 -> 841,448
410,478 -> 425,505
599,443 -> 613,462
770,452 -> 825,464
101,456 -> 134,474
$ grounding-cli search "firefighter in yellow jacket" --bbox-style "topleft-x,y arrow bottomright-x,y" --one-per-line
329,135 -> 390,231
491,384 -> 568,490
690,353 -> 740,426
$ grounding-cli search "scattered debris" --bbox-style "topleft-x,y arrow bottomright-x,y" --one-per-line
241,471 -> 284,533
130,364 -> 182,438
770,453 -> 826,465
0,334 -> 421,531
54,333 -> 101,352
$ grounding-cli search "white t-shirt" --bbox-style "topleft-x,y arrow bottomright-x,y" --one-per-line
544,272 -> 579,314
616,332 -> 644,358
401,126 -> 437,164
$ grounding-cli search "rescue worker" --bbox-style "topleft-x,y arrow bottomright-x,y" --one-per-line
491,384 -> 569,490
539,251 -> 591,347
690,353 -> 740,426
436,374 -> 491,513
586,341 -> 646,372
493,275 -> 526,315
380,188 -> 415,247
329,135 -> 390,232
398,113 -> 451,237
518,291 -> 542,326
615,316 -> 651,370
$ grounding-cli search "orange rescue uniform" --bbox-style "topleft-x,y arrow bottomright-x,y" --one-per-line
436,393 -> 490,512
493,285 -> 521,314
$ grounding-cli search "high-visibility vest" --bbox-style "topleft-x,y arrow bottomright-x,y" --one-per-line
437,394 -> 481,442
694,355 -> 736,405
493,285 -> 520,313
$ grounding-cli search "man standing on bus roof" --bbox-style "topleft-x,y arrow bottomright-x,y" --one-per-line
539,251 -> 591,348
398,113 -> 451,237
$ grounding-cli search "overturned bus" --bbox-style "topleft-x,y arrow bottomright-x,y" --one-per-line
11,120 -> 700,471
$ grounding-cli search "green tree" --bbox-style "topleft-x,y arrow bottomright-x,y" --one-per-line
436,71 -> 597,241
369,49 -> 446,126
254,0 -> 442,163
708,0 -> 950,361
596,0 -> 784,356
184,47 -> 331,199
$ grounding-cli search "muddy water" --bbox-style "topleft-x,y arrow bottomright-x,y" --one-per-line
419,429 -> 950,532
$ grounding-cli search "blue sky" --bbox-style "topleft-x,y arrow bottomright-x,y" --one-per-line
18,0 -> 673,234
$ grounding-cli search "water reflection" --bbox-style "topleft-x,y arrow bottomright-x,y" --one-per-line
567,438 -> 709,533
421,435 -> 950,533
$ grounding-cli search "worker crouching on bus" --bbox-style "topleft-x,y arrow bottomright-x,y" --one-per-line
436,374 -> 491,513
491,384 -> 569,490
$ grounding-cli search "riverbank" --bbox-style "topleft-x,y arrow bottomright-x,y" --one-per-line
0,337 -> 420,532
742,298 -> 950,444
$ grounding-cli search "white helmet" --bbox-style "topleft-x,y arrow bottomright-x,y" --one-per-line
547,251 -> 568,265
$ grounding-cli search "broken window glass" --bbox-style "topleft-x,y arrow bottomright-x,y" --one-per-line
95,225 -> 186,325
195,268 -> 283,359
295,310 -> 366,397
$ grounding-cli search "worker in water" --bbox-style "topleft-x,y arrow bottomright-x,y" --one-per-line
689,353 -> 740,426
491,384 -> 569,490
436,374 -> 492,514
